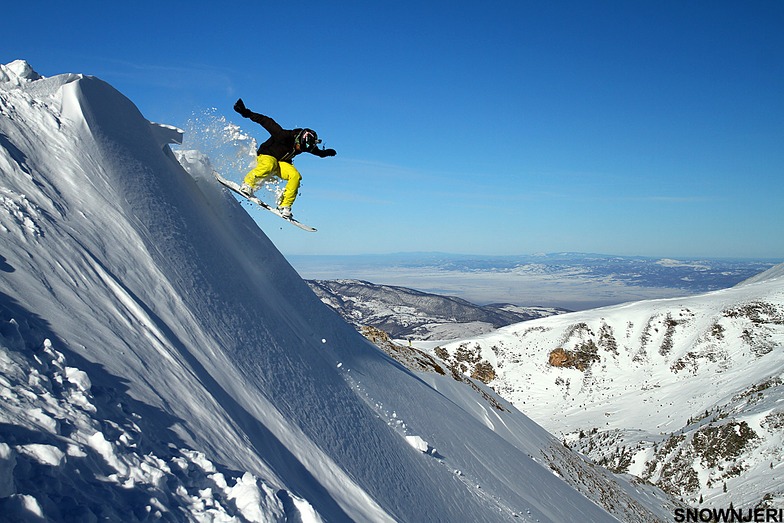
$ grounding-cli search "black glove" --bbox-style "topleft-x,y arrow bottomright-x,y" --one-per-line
233,98 -> 251,117
323,148 -> 337,156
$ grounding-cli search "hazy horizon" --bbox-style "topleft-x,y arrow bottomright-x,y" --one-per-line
289,252 -> 780,310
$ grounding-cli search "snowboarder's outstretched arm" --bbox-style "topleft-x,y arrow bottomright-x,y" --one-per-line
233,99 -> 284,137
309,147 -> 336,158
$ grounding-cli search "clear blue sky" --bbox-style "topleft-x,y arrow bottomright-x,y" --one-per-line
3,1 -> 783,258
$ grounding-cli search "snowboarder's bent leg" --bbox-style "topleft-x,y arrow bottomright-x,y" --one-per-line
278,162 -> 301,208
243,155 -> 279,189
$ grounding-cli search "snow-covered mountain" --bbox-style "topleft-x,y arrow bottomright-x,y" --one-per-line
432,263 -> 784,511
306,279 -> 568,341
0,60 -> 681,521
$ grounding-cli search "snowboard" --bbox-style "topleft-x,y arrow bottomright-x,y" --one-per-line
213,172 -> 316,232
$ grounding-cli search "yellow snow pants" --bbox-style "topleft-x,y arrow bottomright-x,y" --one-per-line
243,154 -> 301,208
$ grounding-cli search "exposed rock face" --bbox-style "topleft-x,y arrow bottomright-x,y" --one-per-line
549,348 -> 570,367
548,342 -> 600,371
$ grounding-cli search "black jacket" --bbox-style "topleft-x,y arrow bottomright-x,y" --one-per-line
242,108 -> 335,163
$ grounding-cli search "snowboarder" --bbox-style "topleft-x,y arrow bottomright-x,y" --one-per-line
233,99 -> 336,218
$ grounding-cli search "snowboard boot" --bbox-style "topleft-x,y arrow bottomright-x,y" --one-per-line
278,206 -> 292,219
239,182 -> 255,197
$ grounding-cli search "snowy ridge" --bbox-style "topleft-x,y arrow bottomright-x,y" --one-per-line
0,61 -> 678,521
433,265 -> 784,509
735,263 -> 784,287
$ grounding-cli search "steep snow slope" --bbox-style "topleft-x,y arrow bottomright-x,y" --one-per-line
435,262 -> 784,509
0,61 -> 677,521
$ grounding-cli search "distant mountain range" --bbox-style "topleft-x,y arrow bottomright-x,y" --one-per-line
293,252 -> 780,310
306,279 -> 569,340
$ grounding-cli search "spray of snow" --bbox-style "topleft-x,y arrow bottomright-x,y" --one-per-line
178,108 -> 286,206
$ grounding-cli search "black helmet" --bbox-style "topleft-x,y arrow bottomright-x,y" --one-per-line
296,128 -> 320,151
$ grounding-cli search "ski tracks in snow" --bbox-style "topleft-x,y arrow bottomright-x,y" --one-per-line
334,359 -> 535,521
